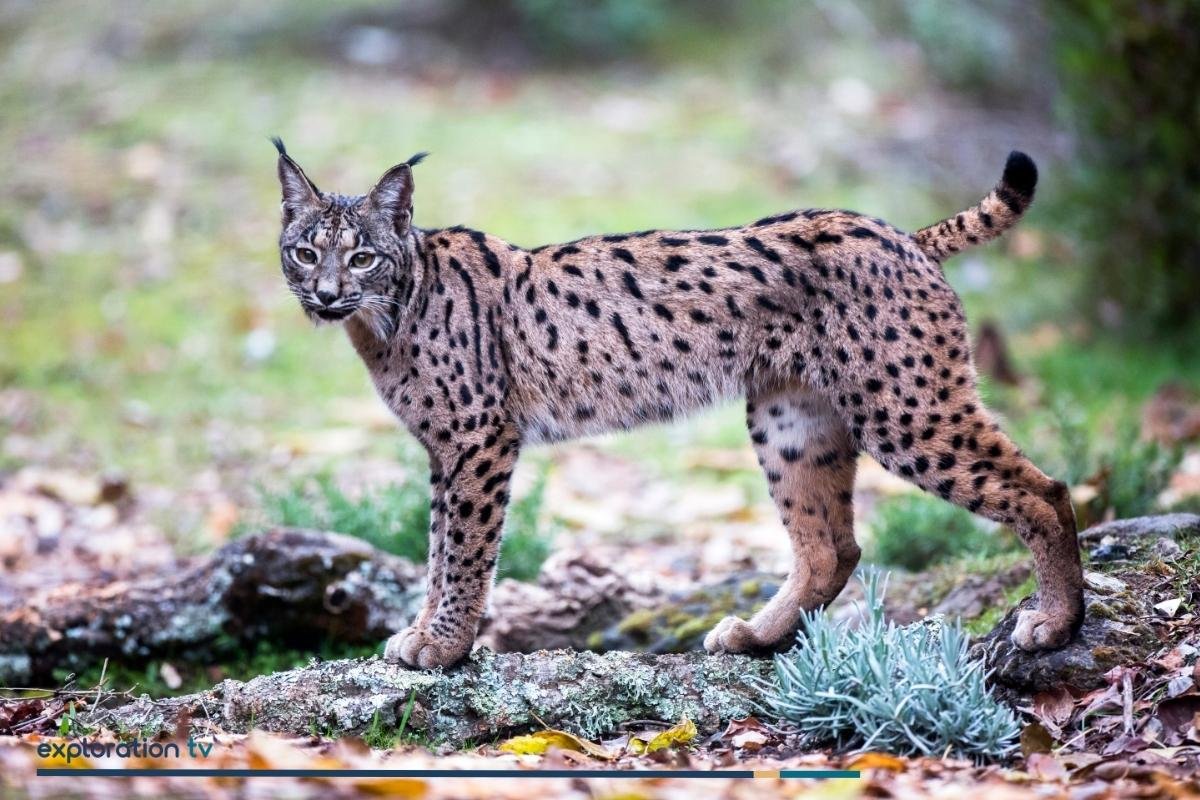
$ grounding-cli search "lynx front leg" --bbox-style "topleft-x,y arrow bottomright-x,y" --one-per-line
385,429 -> 519,669
410,456 -> 448,629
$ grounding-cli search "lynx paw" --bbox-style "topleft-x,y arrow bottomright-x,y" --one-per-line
1011,609 -> 1075,652
703,615 -> 761,654
383,626 -> 467,669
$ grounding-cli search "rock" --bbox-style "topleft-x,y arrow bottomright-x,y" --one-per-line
1154,598 -> 1183,618
1084,571 -> 1128,595
595,572 -> 781,653
1079,514 -> 1200,547
1088,538 -> 1132,563
104,649 -> 770,745
1152,537 -> 1184,561
971,510 -> 1200,693
932,563 -> 1033,621
477,552 -> 660,653
973,590 -> 1160,693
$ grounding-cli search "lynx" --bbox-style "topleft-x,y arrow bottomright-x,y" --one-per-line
273,139 -> 1084,669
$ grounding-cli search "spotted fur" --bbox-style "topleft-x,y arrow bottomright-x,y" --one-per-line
274,143 -> 1084,668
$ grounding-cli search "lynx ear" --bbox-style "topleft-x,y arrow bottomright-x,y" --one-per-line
272,137 -> 320,223
366,153 -> 426,236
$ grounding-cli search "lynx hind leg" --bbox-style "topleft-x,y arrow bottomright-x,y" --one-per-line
704,387 -> 859,655
858,401 -> 1084,652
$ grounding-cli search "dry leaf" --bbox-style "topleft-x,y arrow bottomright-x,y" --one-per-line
1020,722 -> 1054,757
497,729 -> 614,760
846,752 -> 907,772
628,718 -> 697,754
1025,752 -> 1067,781
730,730 -> 768,751
1032,686 -> 1075,729
351,777 -> 428,797
1154,598 -> 1183,617
721,717 -> 771,752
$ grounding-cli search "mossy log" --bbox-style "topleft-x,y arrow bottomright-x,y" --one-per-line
104,649 -> 771,744
0,529 -> 424,685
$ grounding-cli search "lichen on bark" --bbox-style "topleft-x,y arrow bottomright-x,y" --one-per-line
106,649 -> 771,745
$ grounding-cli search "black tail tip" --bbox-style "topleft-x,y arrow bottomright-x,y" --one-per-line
1002,150 -> 1037,197
271,136 -> 287,156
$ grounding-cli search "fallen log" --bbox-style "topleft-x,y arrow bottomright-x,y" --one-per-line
104,649 -> 771,745
0,530 -> 673,685
0,529 -> 424,685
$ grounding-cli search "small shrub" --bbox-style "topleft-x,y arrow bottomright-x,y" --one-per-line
762,571 -> 1019,761
262,472 -> 429,563
868,493 -> 1018,571
1029,404 -> 1180,522
496,470 -> 553,582
256,466 -> 553,581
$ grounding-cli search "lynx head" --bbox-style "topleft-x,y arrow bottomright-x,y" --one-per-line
273,138 -> 427,338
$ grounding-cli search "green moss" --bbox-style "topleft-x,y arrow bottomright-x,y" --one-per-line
616,608 -> 658,637
964,573 -> 1038,636
604,576 -> 777,653
671,615 -> 717,641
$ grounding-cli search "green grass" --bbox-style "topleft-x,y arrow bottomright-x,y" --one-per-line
250,463 -> 554,581
257,471 -> 431,562
963,572 -> 1038,636
1009,403 -> 1181,523
867,493 -> 1021,572
361,690 -> 426,750
51,638 -> 380,699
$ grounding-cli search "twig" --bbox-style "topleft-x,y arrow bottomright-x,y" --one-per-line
1121,670 -> 1134,735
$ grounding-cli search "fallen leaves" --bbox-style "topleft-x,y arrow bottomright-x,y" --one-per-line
846,752 -> 906,772
1019,722 -> 1054,757
498,729 -> 615,760
721,717 -> 769,752
628,718 -> 697,755
496,718 -> 698,762
1031,686 -> 1075,733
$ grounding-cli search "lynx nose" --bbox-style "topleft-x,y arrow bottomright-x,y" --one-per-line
315,286 -> 339,306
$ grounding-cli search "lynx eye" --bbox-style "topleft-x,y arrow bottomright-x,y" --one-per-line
350,252 -> 375,269
294,247 -> 317,265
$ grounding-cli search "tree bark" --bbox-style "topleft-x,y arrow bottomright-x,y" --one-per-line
103,649 -> 771,745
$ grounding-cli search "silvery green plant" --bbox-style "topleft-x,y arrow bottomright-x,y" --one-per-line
762,570 -> 1019,760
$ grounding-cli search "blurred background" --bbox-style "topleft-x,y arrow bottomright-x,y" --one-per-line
1,0 -> 1198,686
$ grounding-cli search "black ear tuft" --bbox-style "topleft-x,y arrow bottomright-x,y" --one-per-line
406,151 -> 430,168
271,136 -> 288,157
